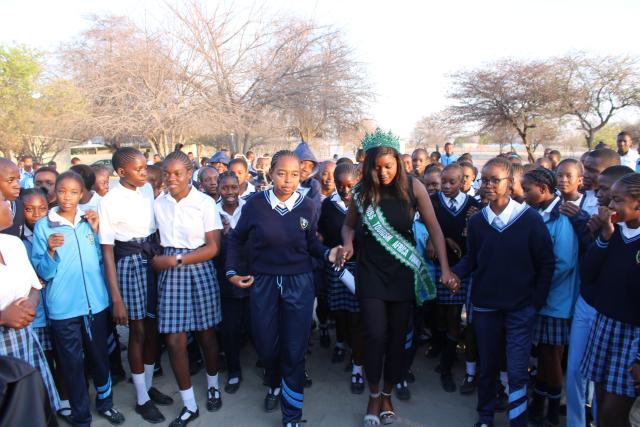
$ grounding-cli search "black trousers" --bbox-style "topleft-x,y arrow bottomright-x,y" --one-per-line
221,296 -> 250,378
360,298 -> 412,386
49,309 -> 112,427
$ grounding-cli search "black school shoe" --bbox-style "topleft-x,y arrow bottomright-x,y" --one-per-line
206,387 -> 222,412
441,372 -> 457,393
148,386 -> 173,406
395,381 -> 411,401
304,370 -> 312,388
350,373 -> 365,394
135,400 -> 165,424
97,407 -> 125,425
264,388 -> 281,412
56,409 -> 73,425
331,346 -> 346,364
169,407 -> 199,427
225,377 -> 242,394
459,375 -> 477,395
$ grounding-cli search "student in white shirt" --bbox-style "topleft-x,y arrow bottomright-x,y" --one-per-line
99,148 -> 172,423
617,131 -> 639,170
229,158 -> 256,200
152,150 -> 223,427
71,164 -> 102,212
0,191 -> 60,412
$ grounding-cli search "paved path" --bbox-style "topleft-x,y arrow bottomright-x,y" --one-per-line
88,327 -> 515,427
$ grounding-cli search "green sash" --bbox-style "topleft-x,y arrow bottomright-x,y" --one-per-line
356,196 -> 436,304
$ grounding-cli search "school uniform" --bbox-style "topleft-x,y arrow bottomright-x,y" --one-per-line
453,198 -> 555,427
318,193 -> 359,313
431,191 -> 481,305
0,233 -> 59,411
22,228 -> 52,352
98,182 -> 159,321
215,199 -> 250,381
31,207 -> 112,427
0,200 -> 25,238
154,186 -> 222,334
580,224 -> 640,398
226,190 -> 328,425
240,182 -> 256,201
79,191 -> 102,213
581,190 -> 599,217
19,169 -> 34,189
532,197 -> 582,346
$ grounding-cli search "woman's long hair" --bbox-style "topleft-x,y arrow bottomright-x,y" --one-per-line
359,146 -> 410,210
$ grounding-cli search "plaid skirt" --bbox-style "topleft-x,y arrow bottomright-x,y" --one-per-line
327,262 -> 360,313
581,313 -> 640,397
33,326 -> 53,352
117,249 -> 155,320
533,315 -> 570,346
0,325 -> 60,410
431,261 -> 467,305
158,247 -> 221,334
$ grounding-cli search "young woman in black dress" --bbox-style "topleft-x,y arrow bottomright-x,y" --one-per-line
339,129 -> 456,426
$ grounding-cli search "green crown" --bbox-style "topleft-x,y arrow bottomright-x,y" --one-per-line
361,128 -> 400,153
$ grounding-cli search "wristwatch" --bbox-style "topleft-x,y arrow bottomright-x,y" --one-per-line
176,254 -> 184,268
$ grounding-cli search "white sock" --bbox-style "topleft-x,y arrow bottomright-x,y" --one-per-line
465,361 -> 476,377
271,387 -> 281,396
144,364 -> 155,391
207,373 -> 219,390
132,373 -> 150,405
352,364 -> 363,375
179,387 -> 197,414
59,399 -> 71,415
500,371 -> 509,394
335,341 -> 346,350
228,376 -> 239,385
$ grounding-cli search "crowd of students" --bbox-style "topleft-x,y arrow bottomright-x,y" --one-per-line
0,128 -> 639,427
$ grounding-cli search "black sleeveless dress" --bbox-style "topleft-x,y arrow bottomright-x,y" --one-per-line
355,178 -> 416,302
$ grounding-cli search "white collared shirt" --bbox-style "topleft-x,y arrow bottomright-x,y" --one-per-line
216,198 -> 245,229
563,193 -> 584,208
582,190 -> 599,216
620,150 -> 639,170
240,182 -> 256,199
443,191 -> 467,211
330,191 -> 347,212
538,197 -> 560,223
98,182 -> 156,245
79,191 -> 102,213
0,234 -> 41,310
484,198 -> 526,229
465,187 -> 476,197
49,206 -> 85,228
154,187 -> 222,249
619,222 -> 640,240
268,189 -> 300,211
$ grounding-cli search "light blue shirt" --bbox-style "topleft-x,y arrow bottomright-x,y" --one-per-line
441,154 -> 459,166
19,169 -> 34,189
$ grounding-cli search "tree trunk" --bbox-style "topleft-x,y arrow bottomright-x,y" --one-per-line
522,133 -> 535,163
585,132 -> 594,150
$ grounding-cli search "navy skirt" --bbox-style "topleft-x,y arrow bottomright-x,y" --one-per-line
533,315 -> 570,346
158,247 -> 221,333
581,313 -> 640,397
327,262 -> 360,313
0,325 -> 60,410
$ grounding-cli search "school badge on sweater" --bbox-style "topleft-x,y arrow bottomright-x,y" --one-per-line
299,217 -> 309,230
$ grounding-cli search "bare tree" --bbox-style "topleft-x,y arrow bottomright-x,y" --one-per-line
61,16 -> 204,156
551,53 -> 640,150
448,59 -> 557,162
410,111 -> 456,152
167,2 -> 370,153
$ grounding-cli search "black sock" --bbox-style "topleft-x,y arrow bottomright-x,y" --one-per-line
530,381 -> 547,417
440,336 -> 458,372
546,385 -> 562,424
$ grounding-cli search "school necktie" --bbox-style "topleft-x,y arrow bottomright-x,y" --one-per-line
449,198 -> 457,212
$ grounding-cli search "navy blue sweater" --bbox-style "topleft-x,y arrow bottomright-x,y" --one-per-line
226,191 -> 328,276
453,207 -> 555,311
580,227 -> 640,326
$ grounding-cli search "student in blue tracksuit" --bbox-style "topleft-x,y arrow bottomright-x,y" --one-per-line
226,150 -> 340,427
521,168 -> 585,427
580,173 -> 640,426
451,157 -> 555,427
31,171 -> 125,427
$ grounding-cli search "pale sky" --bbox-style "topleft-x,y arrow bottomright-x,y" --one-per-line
2,0 -> 640,139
